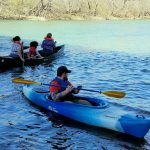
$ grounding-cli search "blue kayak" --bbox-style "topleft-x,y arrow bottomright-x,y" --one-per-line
23,85 -> 150,138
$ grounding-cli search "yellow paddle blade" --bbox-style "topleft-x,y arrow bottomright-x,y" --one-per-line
101,91 -> 125,98
12,78 -> 41,85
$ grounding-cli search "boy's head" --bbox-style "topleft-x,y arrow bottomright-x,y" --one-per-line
47,33 -> 52,38
13,36 -> 21,41
30,41 -> 38,48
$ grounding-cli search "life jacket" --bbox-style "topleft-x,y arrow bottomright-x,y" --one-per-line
11,41 -> 23,56
51,77 -> 74,101
44,37 -> 54,41
41,37 -> 55,52
29,46 -> 36,56
51,77 -> 70,92
14,41 -> 23,51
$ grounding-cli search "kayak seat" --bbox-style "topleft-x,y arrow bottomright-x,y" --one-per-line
89,101 -> 99,106
46,95 -> 97,106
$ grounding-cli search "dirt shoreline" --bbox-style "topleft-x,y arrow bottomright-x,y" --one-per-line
0,14 -> 150,21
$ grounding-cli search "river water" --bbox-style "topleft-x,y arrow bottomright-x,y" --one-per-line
0,20 -> 150,150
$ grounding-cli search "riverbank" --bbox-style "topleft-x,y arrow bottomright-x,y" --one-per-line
1,0 -> 150,22
0,14 -> 150,21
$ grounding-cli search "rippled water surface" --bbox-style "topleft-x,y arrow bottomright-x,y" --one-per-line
0,20 -> 150,150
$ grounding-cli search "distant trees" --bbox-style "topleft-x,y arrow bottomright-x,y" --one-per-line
0,0 -> 150,20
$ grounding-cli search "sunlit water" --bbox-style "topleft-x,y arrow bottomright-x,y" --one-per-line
0,20 -> 150,150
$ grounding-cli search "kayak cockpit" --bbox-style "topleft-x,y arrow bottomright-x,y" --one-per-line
32,86 -> 109,108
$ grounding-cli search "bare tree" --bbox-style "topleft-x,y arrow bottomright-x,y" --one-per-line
93,0 -> 99,16
0,0 -> 150,20
87,0 -> 92,13
40,0 -> 44,8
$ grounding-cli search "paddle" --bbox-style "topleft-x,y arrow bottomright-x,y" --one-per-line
12,78 -> 125,98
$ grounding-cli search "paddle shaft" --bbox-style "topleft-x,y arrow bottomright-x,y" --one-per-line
12,78 -> 125,98
42,83 -> 99,93
41,83 -> 125,98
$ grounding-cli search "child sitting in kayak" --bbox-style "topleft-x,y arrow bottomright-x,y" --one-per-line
10,36 -> 24,62
41,33 -> 56,56
28,41 -> 43,59
50,66 -> 92,106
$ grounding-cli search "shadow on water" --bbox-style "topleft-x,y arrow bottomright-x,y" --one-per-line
61,114 -> 150,146
0,66 -> 25,74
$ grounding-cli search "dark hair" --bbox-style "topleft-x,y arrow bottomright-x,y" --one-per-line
57,66 -> 71,76
30,41 -> 38,48
12,36 -> 21,41
47,33 -> 52,38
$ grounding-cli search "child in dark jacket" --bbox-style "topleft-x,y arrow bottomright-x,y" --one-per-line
41,33 -> 56,55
